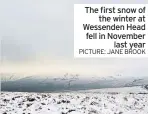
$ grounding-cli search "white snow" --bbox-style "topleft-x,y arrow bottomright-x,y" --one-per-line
78,86 -> 148,93
0,86 -> 148,114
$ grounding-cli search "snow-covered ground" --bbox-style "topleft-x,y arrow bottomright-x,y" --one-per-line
78,86 -> 148,93
1,86 -> 148,114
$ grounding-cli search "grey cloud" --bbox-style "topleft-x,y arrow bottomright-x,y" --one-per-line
0,0 -> 147,77
0,0 -> 78,61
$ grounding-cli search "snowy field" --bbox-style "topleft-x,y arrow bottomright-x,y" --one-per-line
1,87 -> 148,114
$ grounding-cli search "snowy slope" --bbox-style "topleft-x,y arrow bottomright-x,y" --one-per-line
78,86 -> 148,93
2,75 -> 148,92
1,86 -> 148,114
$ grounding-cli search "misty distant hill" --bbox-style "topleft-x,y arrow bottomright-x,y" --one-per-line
1,74 -> 148,92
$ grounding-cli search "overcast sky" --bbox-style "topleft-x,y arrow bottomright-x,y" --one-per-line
0,0 -> 148,77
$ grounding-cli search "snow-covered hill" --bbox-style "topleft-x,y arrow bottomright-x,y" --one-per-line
2,75 -> 148,92
78,86 -> 148,94
1,86 -> 148,114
